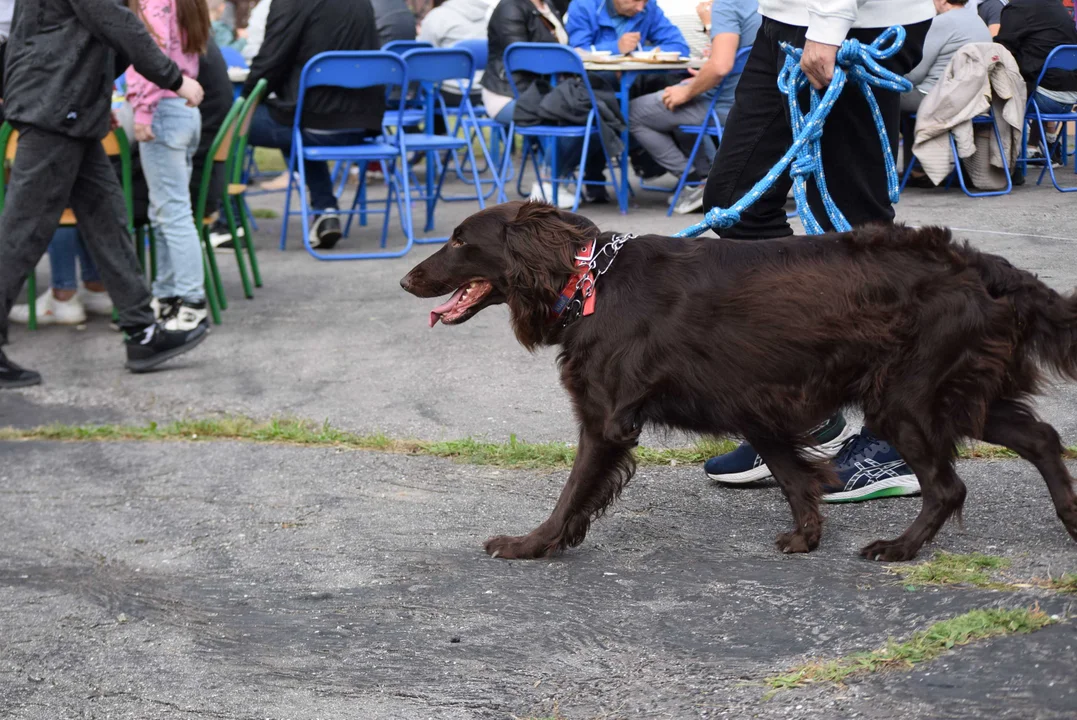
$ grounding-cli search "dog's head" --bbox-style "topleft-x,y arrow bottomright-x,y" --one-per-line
400,201 -> 599,348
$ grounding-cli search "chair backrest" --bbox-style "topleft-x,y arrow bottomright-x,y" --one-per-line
230,78 -> 269,183
1032,44 -> 1077,92
195,99 -> 245,219
401,48 -> 475,88
502,42 -> 597,107
219,45 -> 248,69
382,39 -> 433,55
295,51 -> 408,131
453,38 -> 488,69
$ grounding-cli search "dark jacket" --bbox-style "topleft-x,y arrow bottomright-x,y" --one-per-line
128,39 -> 234,225
513,76 -> 625,155
371,0 -> 417,47
3,0 -> 181,140
481,0 -> 563,98
241,0 -> 386,131
996,0 -> 1077,95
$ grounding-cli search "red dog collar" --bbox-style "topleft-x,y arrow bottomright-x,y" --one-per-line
549,238 -> 598,323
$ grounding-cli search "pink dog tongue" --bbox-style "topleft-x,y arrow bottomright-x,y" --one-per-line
429,287 -> 466,327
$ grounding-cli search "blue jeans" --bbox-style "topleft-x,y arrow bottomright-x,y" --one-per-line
47,228 -> 100,291
1033,91 -> 1076,115
141,98 -> 204,303
247,105 -> 377,211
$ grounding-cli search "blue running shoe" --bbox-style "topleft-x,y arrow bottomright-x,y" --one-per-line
705,414 -> 856,484
822,429 -> 921,503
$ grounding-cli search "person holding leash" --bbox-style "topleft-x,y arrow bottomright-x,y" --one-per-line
700,0 -> 934,502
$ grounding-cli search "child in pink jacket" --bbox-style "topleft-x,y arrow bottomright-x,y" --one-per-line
127,0 -> 212,331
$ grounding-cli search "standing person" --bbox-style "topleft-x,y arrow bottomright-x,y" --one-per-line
0,0 -> 208,388
128,0 -> 213,331
700,0 -> 933,502
241,0 -> 386,249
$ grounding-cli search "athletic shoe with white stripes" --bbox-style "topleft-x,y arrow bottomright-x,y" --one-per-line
821,428 -> 920,503
704,414 -> 857,484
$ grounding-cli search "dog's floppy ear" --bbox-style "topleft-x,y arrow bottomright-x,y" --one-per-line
503,201 -> 597,349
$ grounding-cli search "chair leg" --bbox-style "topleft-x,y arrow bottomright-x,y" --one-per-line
279,146 -> 298,251
202,249 -> 222,325
222,199 -> 254,299
135,224 -> 147,274
148,225 -> 158,283
26,272 -> 36,331
235,196 -> 262,289
200,222 -> 228,310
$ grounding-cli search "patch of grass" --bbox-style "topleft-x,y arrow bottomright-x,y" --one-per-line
250,208 -> 279,219
765,607 -> 1053,696
888,551 -> 1012,588
1045,573 -> 1077,594
0,417 -> 736,470
252,147 -> 287,173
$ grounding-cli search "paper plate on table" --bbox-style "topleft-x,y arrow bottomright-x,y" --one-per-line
630,51 -> 685,62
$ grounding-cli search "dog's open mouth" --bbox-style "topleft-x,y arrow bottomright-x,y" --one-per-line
429,280 -> 493,327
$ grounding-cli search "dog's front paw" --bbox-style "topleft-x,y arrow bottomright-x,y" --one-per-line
860,538 -> 918,562
775,531 -> 816,554
483,533 -> 557,560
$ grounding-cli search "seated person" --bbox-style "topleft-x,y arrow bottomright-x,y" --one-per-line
900,0 -> 991,186
628,0 -> 759,214
976,0 -> 1004,37
418,0 -> 495,46
997,0 -> 1077,119
372,0 -> 418,46
242,0 -> 386,249
210,0 -> 247,51
902,0 -> 991,116
565,0 -> 689,58
242,0 -> 273,62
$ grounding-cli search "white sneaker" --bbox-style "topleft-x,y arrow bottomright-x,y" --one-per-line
642,172 -> 680,190
529,180 -> 575,210
77,287 -> 114,316
672,185 -> 706,215
9,291 -> 86,325
151,296 -> 182,322
163,301 -> 209,332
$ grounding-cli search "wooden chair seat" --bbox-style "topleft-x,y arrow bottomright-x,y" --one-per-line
227,183 -> 248,195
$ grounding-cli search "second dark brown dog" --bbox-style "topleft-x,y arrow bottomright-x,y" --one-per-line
401,201 -> 1077,562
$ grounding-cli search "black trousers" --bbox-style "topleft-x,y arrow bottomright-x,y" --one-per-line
702,18 -> 929,239
0,126 -> 154,345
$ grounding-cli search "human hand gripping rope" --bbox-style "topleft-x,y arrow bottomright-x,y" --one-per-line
674,26 -> 913,238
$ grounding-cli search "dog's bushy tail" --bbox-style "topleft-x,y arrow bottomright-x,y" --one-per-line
968,244 -> 1077,381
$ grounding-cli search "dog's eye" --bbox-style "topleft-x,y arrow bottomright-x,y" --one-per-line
450,237 -> 465,248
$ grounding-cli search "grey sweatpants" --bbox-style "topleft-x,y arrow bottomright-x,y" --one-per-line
629,90 -> 715,179
0,125 -> 154,345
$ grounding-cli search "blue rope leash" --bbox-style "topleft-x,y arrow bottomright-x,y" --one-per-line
674,26 -> 912,239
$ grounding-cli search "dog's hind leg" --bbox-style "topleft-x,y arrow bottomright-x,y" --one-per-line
751,438 -> 828,553
859,419 -> 966,562
483,429 -> 636,560
979,399 -> 1077,542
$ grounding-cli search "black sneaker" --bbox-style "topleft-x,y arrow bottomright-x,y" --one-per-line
124,322 -> 208,374
704,414 -> 856,484
0,349 -> 42,388
583,185 -> 610,205
151,296 -> 182,322
310,212 -> 342,249
210,219 -> 243,251
821,429 -> 920,503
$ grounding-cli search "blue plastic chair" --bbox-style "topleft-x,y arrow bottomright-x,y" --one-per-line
502,42 -> 624,212
662,46 -> 752,215
219,45 -> 248,70
279,51 -> 414,260
1018,44 -> 1077,192
900,110 -> 1013,197
382,40 -> 434,54
369,48 -> 501,242
452,38 -> 512,193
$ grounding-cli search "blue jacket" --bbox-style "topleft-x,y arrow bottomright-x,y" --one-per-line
565,0 -> 689,56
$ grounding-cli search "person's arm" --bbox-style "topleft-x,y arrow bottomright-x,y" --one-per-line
243,0 -> 302,97
904,21 -> 944,88
126,0 -> 180,134
70,0 -> 182,92
566,1 -> 611,53
645,5 -> 690,56
663,32 -> 738,108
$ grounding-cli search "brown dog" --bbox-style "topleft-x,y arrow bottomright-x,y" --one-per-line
400,201 -> 1077,562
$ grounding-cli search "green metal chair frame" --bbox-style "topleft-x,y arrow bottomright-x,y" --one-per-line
220,78 -> 268,294
0,122 -> 135,331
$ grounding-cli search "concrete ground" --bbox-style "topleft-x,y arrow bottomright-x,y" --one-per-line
2,166 -> 1077,719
